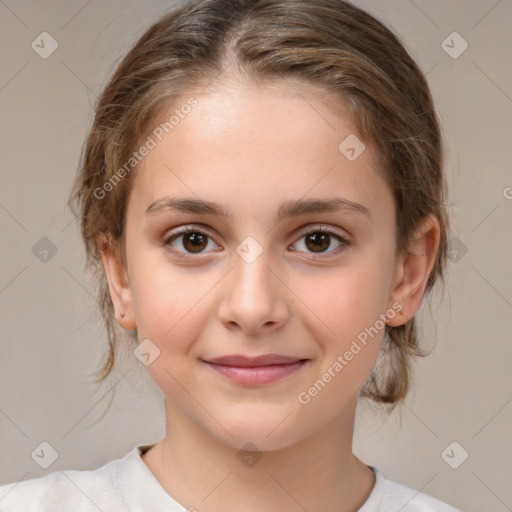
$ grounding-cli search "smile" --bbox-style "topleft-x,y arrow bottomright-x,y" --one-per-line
202,354 -> 309,386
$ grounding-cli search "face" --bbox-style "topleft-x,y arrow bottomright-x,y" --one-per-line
102,77 -> 425,452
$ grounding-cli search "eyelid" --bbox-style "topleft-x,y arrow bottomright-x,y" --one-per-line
164,222 -> 350,240
295,223 -> 351,239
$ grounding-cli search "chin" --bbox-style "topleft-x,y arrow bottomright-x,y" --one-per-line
208,409 -> 310,452
219,430 -> 305,453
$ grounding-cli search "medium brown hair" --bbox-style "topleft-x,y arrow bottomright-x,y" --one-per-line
68,0 -> 450,414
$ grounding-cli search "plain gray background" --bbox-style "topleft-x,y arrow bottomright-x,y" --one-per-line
1,1 -> 511,511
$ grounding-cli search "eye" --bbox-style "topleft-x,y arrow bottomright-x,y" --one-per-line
163,224 -> 352,257
291,225 -> 352,256
163,226 -> 217,255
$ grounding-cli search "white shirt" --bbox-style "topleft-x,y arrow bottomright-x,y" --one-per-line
0,443 -> 462,511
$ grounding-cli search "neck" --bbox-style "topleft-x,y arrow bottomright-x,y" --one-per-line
142,397 -> 375,512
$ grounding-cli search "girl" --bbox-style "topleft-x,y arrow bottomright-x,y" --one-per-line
0,0 -> 462,510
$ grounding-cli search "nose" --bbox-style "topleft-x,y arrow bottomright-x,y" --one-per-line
217,247 -> 290,335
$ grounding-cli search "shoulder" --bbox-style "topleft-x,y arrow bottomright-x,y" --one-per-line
375,467 -> 463,512
0,450 -> 131,512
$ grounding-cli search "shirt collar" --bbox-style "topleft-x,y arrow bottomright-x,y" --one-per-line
115,444 -> 384,512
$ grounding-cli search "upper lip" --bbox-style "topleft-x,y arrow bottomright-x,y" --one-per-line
204,354 -> 306,367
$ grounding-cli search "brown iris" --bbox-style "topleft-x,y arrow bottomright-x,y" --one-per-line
304,232 -> 331,253
182,232 -> 208,253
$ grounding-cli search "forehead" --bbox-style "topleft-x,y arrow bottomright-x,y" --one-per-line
128,78 -> 390,222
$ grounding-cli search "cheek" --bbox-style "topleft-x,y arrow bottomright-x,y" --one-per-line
291,253 -> 393,349
129,256 -> 207,353
132,269 -> 209,401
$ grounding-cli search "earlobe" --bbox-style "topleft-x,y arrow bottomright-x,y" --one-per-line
98,233 -> 137,331
386,214 -> 441,327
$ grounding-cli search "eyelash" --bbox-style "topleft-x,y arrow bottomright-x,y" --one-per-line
162,225 -> 352,258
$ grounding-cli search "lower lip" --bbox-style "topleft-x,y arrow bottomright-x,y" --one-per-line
204,360 -> 307,386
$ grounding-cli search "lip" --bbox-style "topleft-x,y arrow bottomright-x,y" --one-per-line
202,354 -> 308,386
205,354 -> 304,367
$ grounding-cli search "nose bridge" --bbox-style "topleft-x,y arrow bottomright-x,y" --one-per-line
218,234 -> 289,333
233,235 -> 275,303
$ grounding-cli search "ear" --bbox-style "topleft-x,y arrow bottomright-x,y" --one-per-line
98,233 -> 137,331
386,214 -> 441,327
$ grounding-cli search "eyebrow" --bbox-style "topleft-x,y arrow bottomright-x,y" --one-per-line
144,196 -> 371,223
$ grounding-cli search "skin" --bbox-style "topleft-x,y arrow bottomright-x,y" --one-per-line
99,76 -> 440,512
